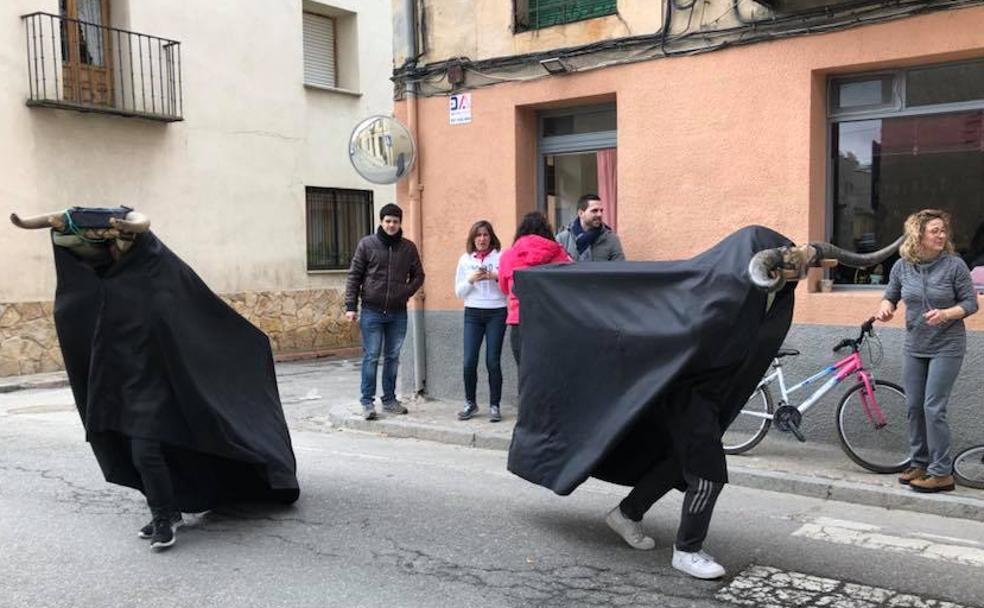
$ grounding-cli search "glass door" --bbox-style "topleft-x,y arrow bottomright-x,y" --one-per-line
61,0 -> 113,106
537,104 -> 617,232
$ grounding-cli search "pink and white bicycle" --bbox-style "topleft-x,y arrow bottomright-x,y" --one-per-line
724,318 -> 909,473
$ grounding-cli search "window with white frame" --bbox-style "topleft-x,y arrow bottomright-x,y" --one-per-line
303,11 -> 336,88
828,59 -> 984,286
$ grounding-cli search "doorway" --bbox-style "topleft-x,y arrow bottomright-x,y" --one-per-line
60,0 -> 113,106
537,104 -> 617,232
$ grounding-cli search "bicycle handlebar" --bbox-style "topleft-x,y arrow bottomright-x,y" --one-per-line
832,317 -> 877,353
861,317 -> 875,335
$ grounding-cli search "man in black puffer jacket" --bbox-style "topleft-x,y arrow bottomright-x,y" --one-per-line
345,203 -> 425,420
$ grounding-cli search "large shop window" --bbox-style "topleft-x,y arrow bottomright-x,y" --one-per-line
829,59 -> 984,287
306,187 -> 373,271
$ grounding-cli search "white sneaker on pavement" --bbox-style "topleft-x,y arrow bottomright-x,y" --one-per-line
605,506 -> 656,550
671,548 -> 726,579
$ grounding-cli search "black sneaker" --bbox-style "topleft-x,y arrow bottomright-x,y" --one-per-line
139,511 -> 182,539
489,405 -> 502,423
457,402 -> 479,421
150,513 -> 182,550
382,401 -> 408,415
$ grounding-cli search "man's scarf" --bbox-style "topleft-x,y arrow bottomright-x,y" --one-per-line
376,226 -> 403,247
569,218 -> 603,255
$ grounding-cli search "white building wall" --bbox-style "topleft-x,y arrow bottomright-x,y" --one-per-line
0,0 -> 394,301
0,0 -> 395,374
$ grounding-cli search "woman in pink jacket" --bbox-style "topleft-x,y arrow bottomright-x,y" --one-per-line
498,211 -> 571,365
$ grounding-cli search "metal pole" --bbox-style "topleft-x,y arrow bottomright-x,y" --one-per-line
404,0 -> 426,396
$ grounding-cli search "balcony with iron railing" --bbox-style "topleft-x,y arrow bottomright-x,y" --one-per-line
21,12 -> 182,122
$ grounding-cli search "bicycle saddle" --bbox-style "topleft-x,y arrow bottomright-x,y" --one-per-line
775,348 -> 800,358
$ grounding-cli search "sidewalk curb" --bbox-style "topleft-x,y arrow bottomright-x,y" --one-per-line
0,374 -> 70,394
726,467 -> 984,521
324,405 -> 511,450
326,404 -> 984,523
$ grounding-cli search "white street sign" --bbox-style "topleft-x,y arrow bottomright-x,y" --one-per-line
449,93 -> 472,125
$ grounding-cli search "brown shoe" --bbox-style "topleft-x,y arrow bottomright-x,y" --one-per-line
898,466 -> 927,485
909,474 -> 955,493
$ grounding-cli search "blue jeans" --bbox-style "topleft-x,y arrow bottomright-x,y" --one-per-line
463,307 -> 507,406
359,308 -> 408,407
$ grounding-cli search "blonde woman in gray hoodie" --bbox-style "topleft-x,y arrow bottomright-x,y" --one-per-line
876,209 -> 978,493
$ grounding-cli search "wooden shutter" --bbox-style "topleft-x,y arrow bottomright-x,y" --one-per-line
303,12 -> 336,88
529,0 -> 617,29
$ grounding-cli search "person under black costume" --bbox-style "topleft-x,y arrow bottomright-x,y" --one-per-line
506,225 -> 899,579
11,207 -> 300,551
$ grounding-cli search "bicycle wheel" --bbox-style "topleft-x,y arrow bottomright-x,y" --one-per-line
836,379 -> 909,473
723,385 -> 774,455
954,445 -> 984,490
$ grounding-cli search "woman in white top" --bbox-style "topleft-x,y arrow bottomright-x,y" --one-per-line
453,220 -> 508,422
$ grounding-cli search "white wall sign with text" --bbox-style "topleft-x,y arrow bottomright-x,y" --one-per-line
449,93 -> 472,125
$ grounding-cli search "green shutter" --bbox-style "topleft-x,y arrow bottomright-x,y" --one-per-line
528,0 -> 618,30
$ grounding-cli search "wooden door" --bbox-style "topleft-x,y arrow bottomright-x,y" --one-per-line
61,0 -> 113,106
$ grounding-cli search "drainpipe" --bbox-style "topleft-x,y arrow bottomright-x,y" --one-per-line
404,0 -> 426,395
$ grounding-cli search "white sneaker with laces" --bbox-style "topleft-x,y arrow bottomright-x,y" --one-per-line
671,547 -> 726,579
605,506 -> 656,550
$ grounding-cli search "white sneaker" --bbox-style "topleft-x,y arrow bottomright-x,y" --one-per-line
605,506 -> 656,550
671,548 -> 726,579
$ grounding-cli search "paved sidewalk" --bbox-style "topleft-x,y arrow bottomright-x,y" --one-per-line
4,357 -> 983,521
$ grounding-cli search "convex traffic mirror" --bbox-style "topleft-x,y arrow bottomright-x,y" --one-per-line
348,116 -> 416,184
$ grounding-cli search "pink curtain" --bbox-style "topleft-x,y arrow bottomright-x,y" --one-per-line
596,148 -> 617,231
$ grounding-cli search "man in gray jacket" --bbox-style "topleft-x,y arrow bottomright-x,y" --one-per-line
556,194 -> 626,262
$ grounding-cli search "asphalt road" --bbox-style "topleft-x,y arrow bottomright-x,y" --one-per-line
2,385 -> 983,608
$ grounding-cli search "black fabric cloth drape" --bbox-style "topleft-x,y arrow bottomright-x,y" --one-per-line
52,231 -> 299,512
507,226 -> 797,496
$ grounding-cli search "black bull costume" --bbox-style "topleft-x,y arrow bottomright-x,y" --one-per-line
12,208 -> 299,512
507,225 -> 900,496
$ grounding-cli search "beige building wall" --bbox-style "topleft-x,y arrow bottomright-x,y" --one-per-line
393,4 -> 984,332
0,0 -> 395,375
394,0 -> 772,66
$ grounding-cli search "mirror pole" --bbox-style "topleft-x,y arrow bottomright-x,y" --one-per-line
403,0 -> 426,396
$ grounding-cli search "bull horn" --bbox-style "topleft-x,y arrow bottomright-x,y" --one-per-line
10,211 -> 65,230
109,211 -> 150,233
749,234 -> 904,293
748,248 -> 787,292
809,235 -> 903,268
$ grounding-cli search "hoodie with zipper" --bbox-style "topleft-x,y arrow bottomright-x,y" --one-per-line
498,235 -> 571,325
883,253 -> 978,357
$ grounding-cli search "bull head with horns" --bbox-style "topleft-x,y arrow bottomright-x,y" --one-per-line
748,235 -> 903,293
11,206 -> 150,261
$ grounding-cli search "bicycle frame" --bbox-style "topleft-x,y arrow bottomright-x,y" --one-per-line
748,351 -> 887,427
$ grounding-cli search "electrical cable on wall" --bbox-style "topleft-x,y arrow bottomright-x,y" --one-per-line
392,0 -> 984,98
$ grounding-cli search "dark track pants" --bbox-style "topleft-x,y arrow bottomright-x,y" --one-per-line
618,456 -> 724,552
